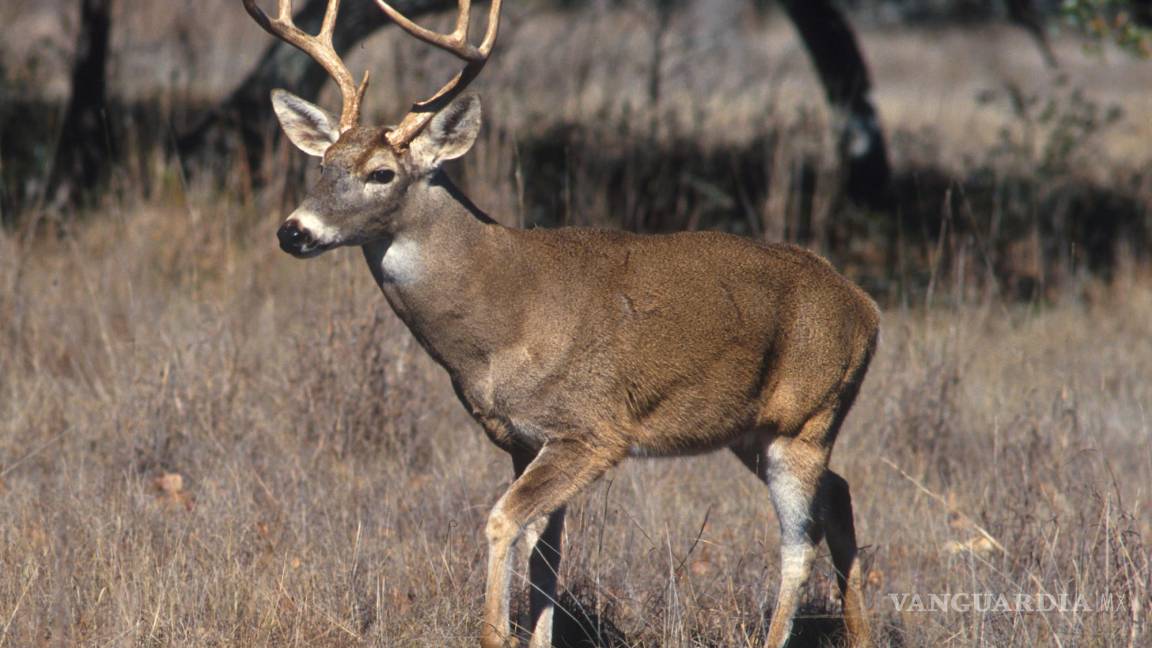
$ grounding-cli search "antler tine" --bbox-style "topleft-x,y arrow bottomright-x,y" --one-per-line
376,0 -> 483,62
375,0 -> 503,148
317,0 -> 339,40
242,0 -> 369,132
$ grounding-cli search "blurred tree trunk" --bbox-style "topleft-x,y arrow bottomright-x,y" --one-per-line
50,0 -> 113,206
778,0 -> 892,211
177,0 -> 449,175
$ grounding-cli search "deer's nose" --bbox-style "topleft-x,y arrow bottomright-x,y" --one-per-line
277,219 -> 314,255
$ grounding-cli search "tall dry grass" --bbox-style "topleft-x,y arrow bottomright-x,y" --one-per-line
1,168 -> 1148,647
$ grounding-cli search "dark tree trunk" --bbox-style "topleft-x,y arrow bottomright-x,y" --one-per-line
176,0 -> 450,176
1005,0 -> 1058,67
1132,0 -> 1152,27
50,0 -> 113,205
778,0 -> 893,211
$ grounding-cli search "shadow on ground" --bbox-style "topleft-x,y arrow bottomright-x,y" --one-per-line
758,602 -> 907,648
513,588 -> 630,648
514,593 -> 905,647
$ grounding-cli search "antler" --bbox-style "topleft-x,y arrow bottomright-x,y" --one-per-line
375,0 -> 503,149
242,0 -> 369,132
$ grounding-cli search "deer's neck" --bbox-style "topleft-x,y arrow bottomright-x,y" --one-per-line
361,175 -> 519,380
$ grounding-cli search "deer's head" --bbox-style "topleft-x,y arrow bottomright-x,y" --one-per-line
241,0 -> 501,258
272,91 -> 481,257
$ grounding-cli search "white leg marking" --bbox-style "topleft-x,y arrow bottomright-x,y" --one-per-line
778,541 -> 814,585
527,606 -> 555,648
766,444 -> 812,543
760,439 -> 825,648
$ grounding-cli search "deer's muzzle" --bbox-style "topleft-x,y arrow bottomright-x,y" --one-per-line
277,219 -> 317,256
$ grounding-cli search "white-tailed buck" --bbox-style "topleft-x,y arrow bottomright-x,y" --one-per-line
243,0 -> 878,645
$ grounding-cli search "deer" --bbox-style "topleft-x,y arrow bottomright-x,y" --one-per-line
241,0 -> 879,646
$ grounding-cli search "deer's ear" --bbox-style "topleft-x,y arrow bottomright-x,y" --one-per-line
410,94 -> 481,169
271,89 -> 340,157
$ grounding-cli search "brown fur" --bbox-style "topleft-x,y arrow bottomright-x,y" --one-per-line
274,95 -> 878,648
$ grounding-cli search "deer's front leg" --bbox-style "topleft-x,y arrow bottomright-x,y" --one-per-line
523,507 -> 565,648
482,438 -> 624,648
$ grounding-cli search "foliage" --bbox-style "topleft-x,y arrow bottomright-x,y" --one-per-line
1063,0 -> 1152,57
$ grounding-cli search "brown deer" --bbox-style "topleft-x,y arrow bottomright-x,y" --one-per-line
241,0 -> 879,646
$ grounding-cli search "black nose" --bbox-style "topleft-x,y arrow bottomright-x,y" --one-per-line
277,220 -> 313,254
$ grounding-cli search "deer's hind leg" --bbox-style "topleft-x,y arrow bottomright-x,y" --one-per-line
735,430 -> 827,648
822,469 -> 871,647
730,407 -> 871,648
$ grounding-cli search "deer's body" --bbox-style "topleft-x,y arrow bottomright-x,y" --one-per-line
365,174 -> 877,462
244,0 -> 878,645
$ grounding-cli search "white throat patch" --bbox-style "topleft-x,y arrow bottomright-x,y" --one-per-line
377,237 -> 422,284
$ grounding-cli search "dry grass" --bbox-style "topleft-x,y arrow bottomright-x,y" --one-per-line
2,1 -> 1150,646
1,183 -> 1149,647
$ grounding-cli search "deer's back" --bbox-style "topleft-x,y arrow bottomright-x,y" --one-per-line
483,227 -> 878,453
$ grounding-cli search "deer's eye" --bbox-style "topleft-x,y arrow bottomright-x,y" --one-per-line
367,168 -> 395,184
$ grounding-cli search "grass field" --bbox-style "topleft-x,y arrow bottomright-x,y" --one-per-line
2,2 -> 1151,646
2,196 -> 1149,647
